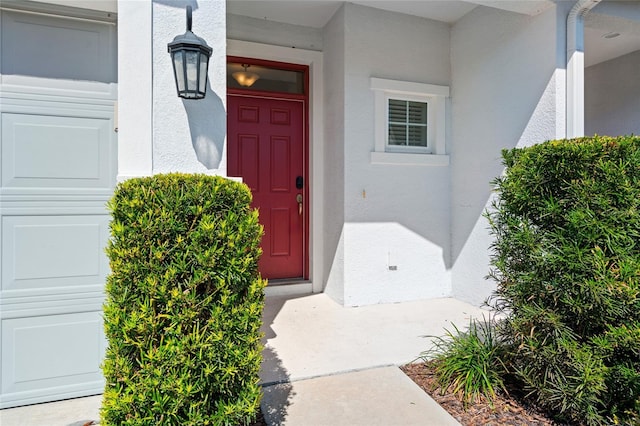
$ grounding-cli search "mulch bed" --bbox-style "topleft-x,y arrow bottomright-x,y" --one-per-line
249,409 -> 267,426
401,362 -> 567,426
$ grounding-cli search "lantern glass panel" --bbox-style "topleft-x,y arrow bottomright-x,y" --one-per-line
199,53 -> 208,94
173,52 -> 185,93
185,50 -> 199,92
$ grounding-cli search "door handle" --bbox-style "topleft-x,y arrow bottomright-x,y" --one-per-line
296,194 -> 303,216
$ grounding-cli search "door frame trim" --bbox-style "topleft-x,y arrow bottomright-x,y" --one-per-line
227,39 -> 324,294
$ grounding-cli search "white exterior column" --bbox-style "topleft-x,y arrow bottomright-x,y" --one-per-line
117,0 -> 152,180
566,0 -> 601,138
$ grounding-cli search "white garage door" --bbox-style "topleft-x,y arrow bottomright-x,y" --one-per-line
0,6 -> 117,409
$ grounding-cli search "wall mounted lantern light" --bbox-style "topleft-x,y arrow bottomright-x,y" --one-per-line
167,6 -> 212,99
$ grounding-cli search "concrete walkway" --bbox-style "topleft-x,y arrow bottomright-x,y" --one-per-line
259,294 -> 484,425
0,293 -> 487,426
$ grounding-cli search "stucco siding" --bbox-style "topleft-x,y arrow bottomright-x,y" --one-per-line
338,4 -> 452,306
151,0 -> 227,174
322,5 -> 347,304
118,0 -> 152,179
450,4 -> 567,305
585,49 -> 640,137
227,13 -> 322,51
116,1 -> 578,308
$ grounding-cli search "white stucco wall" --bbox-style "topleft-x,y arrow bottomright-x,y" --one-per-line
118,0 -> 152,179
450,4 -> 568,305
152,1 -> 227,174
585,50 -> 640,137
116,0 -> 578,308
322,5 -> 346,304
118,1 -> 227,178
324,4 -> 453,306
227,13 -> 322,51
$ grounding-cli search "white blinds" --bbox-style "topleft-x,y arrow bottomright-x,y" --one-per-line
388,99 -> 427,147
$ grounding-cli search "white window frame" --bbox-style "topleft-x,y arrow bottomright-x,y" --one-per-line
371,77 -> 449,166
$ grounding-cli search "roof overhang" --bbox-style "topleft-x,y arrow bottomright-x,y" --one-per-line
226,0 -> 555,28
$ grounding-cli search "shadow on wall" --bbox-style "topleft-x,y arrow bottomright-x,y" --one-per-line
449,2 -> 565,270
183,80 -> 226,169
585,50 -> 640,137
450,70 -> 558,266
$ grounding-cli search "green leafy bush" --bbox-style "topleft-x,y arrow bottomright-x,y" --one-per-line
421,316 -> 507,407
488,136 -> 640,424
101,173 -> 266,426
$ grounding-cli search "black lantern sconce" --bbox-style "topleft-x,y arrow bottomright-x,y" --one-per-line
167,6 -> 212,99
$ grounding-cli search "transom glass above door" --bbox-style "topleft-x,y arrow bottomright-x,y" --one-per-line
227,62 -> 305,94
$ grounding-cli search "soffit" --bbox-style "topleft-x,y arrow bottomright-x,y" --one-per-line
585,1 -> 640,67
350,1 -> 478,24
226,0 -> 555,28
227,0 -> 640,66
226,1 -> 343,28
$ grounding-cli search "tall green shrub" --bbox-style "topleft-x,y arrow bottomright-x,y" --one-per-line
488,136 -> 640,425
101,173 -> 266,426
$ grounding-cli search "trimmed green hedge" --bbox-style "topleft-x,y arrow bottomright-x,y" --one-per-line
101,173 -> 265,425
488,136 -> 640,424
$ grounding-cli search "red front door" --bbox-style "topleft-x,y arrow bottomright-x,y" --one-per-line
227,94 -> 306,280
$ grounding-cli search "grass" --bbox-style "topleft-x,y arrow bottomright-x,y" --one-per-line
421,316 -> 507,408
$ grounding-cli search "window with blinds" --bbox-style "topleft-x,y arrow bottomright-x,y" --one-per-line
388,99 -> 428,149
371,77 -> 449,163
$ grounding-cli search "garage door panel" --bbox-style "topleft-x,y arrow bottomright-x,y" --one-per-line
0,6 -> 116,409
1,311 -> 105,404
1,10 -> 116,84
1,215 -> 110,294
1,113 -> 114,189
